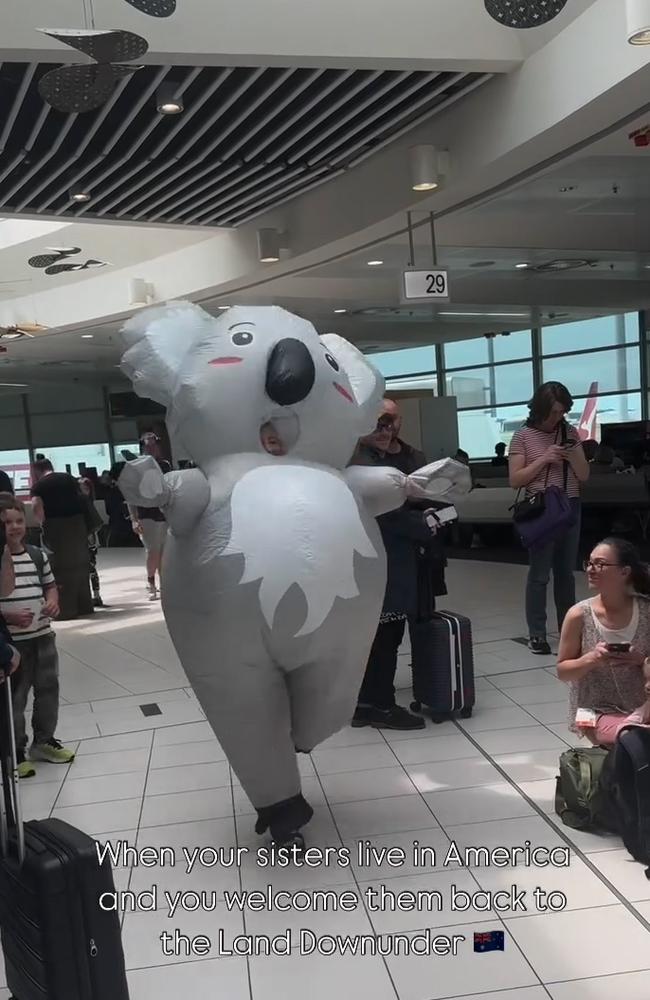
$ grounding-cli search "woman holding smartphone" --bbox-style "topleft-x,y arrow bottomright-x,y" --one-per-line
509,382 -> 590,654
557,537 -> 650,747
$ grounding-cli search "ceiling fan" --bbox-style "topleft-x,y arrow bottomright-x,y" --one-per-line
0,323 -> 48,341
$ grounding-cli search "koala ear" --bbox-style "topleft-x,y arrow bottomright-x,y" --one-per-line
121,301 -> 214,407
321,333 -> 384,434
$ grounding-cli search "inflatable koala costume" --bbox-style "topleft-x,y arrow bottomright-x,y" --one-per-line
118,302 -> 470,846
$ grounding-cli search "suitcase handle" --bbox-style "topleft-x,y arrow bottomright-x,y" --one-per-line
0,675 -> 25,865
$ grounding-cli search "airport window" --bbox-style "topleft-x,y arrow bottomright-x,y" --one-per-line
35,443 -> 112,477
457,402 -> 530,459
0,449 -> 32,495
541,313 -> 639,356
444,329 -> 532,369
368,345 -> 435,378
447,361 -> 533,409
542,346 -> 640,398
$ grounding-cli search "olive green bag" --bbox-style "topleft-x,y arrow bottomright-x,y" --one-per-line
555,746 -> 614,830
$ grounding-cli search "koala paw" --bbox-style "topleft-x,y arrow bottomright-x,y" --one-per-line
119,456 -> 168,508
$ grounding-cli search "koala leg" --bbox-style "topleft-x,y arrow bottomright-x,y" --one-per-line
189,657 -> 306,821
286,656 -> 366,753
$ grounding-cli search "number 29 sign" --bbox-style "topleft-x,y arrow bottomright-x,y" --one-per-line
402,269 -> 450,303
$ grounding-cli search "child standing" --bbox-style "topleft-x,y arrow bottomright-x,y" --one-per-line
0,495 -> 75,778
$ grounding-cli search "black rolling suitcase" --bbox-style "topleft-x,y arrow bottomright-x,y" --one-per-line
0,677 -> 130,1000
410,611 -> 476,724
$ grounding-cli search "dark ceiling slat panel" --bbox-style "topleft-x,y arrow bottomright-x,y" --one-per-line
346,73 -> 492,170
0,59 -> 491,229
0,64 -> 36,153
162,162 -> 274,223
126,68 -> 267,220
266,70 -> 379,163
313,71 -> 462,167
13,114 -> 79,210
181,164 -> 288,224
100,70 -> 233,215
286,71 -> 413,165
193,165 -> 312,225
243,70 -> 355,162
222,68 -> 324,161
68,67 -> 171,217
32,74 -> 134,211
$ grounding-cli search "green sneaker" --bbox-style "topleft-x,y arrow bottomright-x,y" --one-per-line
18,759 -> 36,779
30,738 -> 75,765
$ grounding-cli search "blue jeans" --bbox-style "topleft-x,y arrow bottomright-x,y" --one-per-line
525,503 -> 581,639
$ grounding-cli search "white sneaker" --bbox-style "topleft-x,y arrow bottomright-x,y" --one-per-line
148,584 -> 158,602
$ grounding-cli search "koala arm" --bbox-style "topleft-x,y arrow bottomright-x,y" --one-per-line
344,458 -> 472,517
118,457 -> 210,536
343,466 -> 408,517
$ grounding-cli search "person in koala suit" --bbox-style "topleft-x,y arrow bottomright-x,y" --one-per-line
118,302 -> 469,850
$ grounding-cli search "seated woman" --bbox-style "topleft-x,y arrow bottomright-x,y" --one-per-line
557,537 -> 650,747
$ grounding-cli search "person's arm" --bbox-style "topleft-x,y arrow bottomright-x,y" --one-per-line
31,495 -> 45,526
557,605 -> 609,682
565,439 -> 590,483
0,545 -> 15,598
509,445 -> 566,489
40,554 -> 59,618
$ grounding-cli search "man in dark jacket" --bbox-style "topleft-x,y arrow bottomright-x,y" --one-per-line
351,399 -> 441,731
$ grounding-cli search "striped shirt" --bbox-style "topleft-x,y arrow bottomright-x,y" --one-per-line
509,423 -> 581,498
0,549 -> 56,641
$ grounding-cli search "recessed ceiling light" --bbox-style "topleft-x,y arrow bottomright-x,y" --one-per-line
156,82 -> 184,115
70,189 -> 91,203
515,262 -> 530,270
334,308 -> 347,314
81,334 -> 94,339
218,305 -> 230,310
367,260 -> 383,267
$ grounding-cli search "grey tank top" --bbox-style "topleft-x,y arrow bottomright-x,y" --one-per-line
568,597 -> 648,734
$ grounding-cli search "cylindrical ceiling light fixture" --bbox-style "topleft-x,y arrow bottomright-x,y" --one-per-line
156,81 -> 184,114
410,145 -> 439,192
627,0 -> 650,43
257,228 -> 281,263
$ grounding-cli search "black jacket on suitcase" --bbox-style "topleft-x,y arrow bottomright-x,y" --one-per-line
0,680 -> 130,1000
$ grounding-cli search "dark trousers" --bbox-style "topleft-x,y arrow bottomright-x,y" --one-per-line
11,634 -> 60,754
89,541 -> 100,597
525,505 -> 581,638
358,618 -> 407,711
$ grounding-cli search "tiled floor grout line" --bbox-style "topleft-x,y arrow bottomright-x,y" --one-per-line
369,730 -> 551,998
128,731 -> 157,933
57,646 -> 136,697
450,718 -> 650,936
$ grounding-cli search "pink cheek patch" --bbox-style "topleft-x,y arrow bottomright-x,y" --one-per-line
334,381 -> 354,403
209,357 -> 243,366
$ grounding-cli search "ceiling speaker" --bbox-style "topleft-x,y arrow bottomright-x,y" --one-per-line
484,0 -> 568,28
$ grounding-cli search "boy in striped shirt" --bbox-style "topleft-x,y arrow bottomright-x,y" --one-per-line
0,495 -> 75,778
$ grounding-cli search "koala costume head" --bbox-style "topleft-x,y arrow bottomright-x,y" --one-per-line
121,301 -> 383,469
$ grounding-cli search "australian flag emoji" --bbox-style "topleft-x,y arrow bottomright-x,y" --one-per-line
474,930 -> 505,953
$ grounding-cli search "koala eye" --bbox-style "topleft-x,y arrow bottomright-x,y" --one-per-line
325,352 -> 340,372
232,329 -> 253,346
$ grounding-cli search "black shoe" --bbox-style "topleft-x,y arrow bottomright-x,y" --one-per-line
92,596 -> 104,608
352,705 -> 426,731
528,637 -> 551,655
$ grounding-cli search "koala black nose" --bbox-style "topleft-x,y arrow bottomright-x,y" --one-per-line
265,338 -> 316,406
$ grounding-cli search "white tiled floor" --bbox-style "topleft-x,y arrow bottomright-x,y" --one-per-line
4,550 -> 650,1000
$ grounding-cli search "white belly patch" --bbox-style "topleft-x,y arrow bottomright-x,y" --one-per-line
222,465 -> 378,636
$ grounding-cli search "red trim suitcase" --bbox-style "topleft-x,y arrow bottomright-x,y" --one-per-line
0,677 -> 130,1000
410,611 -> 476,724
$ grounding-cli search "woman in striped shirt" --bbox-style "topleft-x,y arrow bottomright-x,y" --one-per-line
509,382 -> 590,655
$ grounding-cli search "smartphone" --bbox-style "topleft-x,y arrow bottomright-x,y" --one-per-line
562,441 -> 578,450
606,642 -> 631,653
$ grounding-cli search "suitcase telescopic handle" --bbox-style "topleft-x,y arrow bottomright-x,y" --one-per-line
2,675 -> 25,864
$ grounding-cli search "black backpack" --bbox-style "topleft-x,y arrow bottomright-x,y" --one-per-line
600,725 -> 650,878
